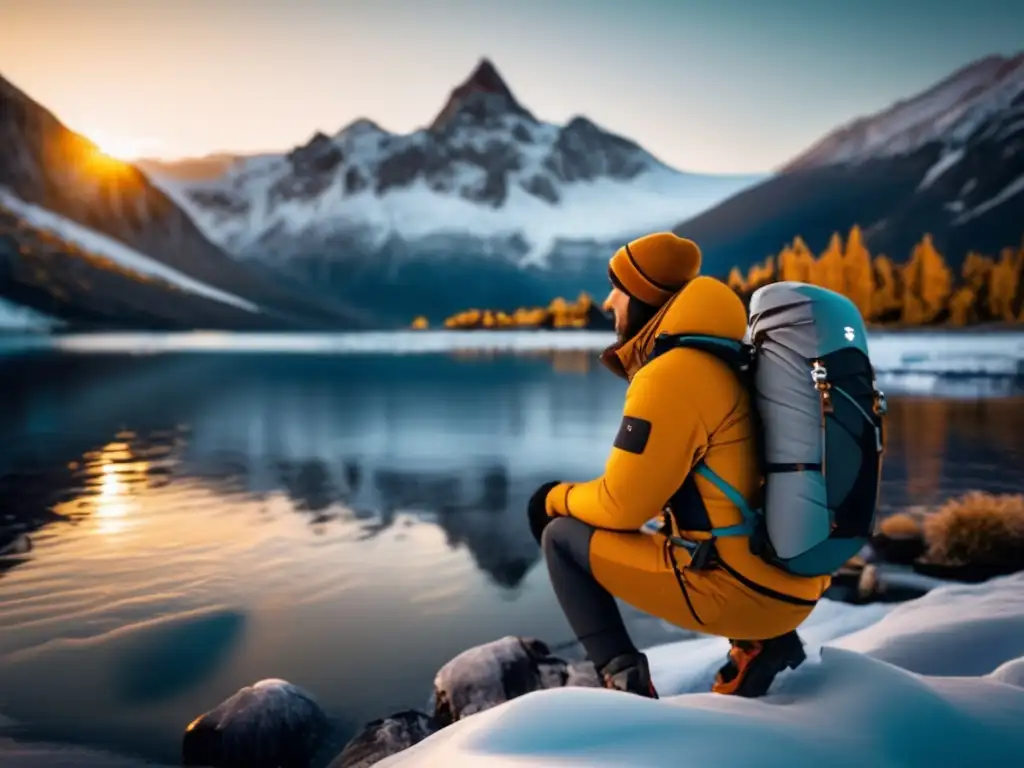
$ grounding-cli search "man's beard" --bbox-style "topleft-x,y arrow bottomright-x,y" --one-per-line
618,298 -> 658,343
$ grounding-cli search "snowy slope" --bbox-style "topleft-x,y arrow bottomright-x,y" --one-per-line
0,296 -> 58,331
0,189 -> 258,313
142,60 -> 762,268
0,72 -> 367,330
379,573 -> 1024,767
783,53 -> 1024,171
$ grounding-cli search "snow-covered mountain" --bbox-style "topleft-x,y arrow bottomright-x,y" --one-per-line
675,52 -> 1024,277
0,72 -> 366,330
140,59 -> 762,321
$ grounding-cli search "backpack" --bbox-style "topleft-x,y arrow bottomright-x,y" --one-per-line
649,281 -> 887,578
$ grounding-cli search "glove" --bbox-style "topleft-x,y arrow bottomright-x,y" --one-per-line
527,480 -> 562,545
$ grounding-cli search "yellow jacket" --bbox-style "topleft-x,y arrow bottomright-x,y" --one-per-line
546,275 -> 830,605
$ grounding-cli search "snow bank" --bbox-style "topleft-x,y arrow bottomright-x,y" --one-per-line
378,573 -> 1024,767
0,297 -> 59,331
22,328 -> 1024,375
0,188 -> 259,313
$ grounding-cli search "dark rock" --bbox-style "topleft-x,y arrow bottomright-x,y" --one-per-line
288,132 -> 345,175
432,636 -> 590,726
344,167 -> 367,195
328,710 -> 436,768
519,174 -> 560,204
825,561 -> 945,605
182,678 -> 328,768
375,145 -> 428,194
868,532 -> 927,565
544,117 -> 647,183
511,123 -> 533,143
429,58 -> 535,132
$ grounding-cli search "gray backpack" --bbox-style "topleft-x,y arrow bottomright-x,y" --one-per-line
650,281 -> 887,578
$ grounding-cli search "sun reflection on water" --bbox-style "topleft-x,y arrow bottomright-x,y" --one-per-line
73,441 -> 153,537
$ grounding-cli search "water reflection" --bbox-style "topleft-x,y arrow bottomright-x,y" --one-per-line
0,351 -> 1020,764
0,353 -> 1021,589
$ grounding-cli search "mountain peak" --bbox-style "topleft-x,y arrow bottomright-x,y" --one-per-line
429,58 -> 534,131
463,58 -> 510,95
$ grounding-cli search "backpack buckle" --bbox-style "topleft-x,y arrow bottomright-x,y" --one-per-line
688,538 -> 717,570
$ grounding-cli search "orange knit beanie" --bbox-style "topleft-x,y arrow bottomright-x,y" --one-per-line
608,232 -> 702,307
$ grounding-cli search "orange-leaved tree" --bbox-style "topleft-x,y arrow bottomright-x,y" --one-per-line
843,225 -> 875,320
988,246 -> 1023,322
810,233 -> 845,295
901,234 -> 953,325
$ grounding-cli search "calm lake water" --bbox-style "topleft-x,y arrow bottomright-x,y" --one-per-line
0,346 -> 1021,764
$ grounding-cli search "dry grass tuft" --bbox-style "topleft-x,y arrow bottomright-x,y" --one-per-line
876,509 -> 926,539
923,491 -> 1024,567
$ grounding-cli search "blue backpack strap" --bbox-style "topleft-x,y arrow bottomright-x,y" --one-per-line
649,333 -> 755,372
647,333 -> 761,540
692,461 -> 759,537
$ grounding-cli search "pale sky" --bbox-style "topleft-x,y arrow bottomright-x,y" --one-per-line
1,0 -> 1022,173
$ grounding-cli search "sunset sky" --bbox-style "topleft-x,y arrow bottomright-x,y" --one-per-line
1,0 -> 1021,173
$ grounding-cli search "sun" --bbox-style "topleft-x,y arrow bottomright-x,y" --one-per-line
89,133 -> 143,161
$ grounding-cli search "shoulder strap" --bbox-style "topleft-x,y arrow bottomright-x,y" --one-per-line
647,332 -> 760,539
648,333 -> 755,372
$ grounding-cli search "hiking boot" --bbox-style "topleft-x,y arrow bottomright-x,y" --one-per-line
712,631 -> 806,698
599,652 -> 659,699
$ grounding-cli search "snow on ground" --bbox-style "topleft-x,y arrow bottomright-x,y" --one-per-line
0,188 -> 259,313
0,297 -> 59,331
380,573 -> 1024,767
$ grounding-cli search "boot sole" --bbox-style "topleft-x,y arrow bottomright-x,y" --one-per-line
729,645 -> 807,699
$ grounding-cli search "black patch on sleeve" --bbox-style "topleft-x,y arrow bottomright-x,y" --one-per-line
613,416 -> 652,454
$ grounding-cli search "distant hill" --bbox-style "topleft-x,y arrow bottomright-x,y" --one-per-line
674,53 -> 1024,277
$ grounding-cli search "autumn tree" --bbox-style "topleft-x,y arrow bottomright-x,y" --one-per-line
871,255 -> 902,322
987,247 -> 1023,322
789,237 -> 816,283
744,255 -> 776,293
811,233 -> 846,294
901,235 -> 952,324
727,266 -> 746,294
843,225 -> 875,320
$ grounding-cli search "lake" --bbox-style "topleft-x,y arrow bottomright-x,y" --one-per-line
0,342 -> 1022,765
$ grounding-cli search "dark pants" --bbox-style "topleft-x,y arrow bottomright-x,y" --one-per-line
541,515 -> 637,670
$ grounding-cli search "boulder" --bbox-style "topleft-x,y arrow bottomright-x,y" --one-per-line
328,710 -> 436,768
182,678 -> 328,768
432,636 -> 593,726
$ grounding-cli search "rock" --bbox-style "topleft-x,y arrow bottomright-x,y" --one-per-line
868,532 -> 927,565
432,636 -> 592,726
182,678 -> 328,768
566,659 -> 601,687
328,710 -> 436,768
826,561 -> 943,605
